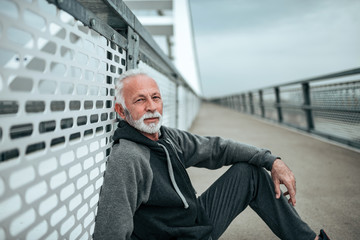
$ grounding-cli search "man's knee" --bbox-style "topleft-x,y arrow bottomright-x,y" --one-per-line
230,162 -> 264,175
229,162 -> 270,184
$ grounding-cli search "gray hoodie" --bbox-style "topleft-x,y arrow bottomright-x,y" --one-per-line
93,120 -> 277,239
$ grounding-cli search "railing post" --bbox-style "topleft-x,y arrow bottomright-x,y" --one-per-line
275,87 -> 283,123
235,95 -> 240,112
249,92 -> 254,114
242,94 -> 247,112
302,82 -> 314,131
259,90 -> 265,118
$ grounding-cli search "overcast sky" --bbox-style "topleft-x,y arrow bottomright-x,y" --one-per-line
189,0 -> 360,98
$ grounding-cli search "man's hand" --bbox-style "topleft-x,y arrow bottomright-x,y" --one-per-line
271,159 -> 297,206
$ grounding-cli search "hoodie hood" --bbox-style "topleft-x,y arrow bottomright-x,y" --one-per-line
113,120 -> 161,149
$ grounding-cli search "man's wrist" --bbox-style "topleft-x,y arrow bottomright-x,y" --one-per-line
271,157 -> 282,171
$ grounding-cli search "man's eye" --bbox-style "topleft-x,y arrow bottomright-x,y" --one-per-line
135,99 -> 144,103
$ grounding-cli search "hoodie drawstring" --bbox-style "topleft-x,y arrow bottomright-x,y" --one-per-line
159,144 -> 189,209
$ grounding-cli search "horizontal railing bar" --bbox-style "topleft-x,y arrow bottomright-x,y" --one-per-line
284,67 -> 360,86
276,123 -> 360,148
47,0 -> 128,49
262,104 -> 360,113
260,67 -> 360,92
310,130 -> 360,148
301,105 -> 360,113
208,67 -> 360,101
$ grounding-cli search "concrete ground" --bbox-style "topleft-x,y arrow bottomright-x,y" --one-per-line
187,102 -> 360,239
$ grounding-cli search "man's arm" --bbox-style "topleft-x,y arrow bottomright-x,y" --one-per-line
167,128 -> 297,205
168,129 -> 278,170
93,142 -> 153,239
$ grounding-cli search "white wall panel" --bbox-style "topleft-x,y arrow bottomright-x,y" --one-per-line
0,0 -> 201,239
0,0 -> 125,239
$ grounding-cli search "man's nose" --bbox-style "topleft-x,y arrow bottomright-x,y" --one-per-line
146,99 -> 156,112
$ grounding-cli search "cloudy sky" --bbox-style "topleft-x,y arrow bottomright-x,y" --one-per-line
189,0 -> 360,98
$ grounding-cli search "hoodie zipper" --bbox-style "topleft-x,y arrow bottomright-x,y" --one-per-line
164,139 -> 197,195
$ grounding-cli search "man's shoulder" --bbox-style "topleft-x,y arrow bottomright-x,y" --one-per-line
110,139 -> 151,165
162,125 -> 188,139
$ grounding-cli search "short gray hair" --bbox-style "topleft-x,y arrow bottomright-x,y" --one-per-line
115,68 -> 150,108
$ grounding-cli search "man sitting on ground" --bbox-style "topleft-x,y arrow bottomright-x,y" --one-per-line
93,69 -> 330,240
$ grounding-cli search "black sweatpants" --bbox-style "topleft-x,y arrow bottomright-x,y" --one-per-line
198,162 -> 316,240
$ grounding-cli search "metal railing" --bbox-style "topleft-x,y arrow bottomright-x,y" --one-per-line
210,68 -> 360,149
0,0 -> 200,239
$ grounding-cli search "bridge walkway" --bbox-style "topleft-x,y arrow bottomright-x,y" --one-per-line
187,102 -> 360,240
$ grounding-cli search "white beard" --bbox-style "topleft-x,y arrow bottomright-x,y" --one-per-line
124,109 -> 162,134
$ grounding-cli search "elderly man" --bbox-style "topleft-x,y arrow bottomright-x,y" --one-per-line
93,69 -> 330,240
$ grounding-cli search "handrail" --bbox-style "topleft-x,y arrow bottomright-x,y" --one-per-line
210,67 -> 360,149
210,67 -> 360,99
264,67 -> 360,89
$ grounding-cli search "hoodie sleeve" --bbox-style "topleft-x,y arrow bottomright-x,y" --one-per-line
168,128 -> 278,171
93,140 -> 153,240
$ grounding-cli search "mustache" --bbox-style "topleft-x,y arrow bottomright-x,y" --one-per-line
141,111 -> 162,120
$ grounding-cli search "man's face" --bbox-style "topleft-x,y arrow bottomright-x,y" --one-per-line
116,74 -> 163,135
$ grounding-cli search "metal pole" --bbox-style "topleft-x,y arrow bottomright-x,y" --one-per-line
242,94 -> 247,113
275,87 -> 283,123
302,82 -> 314,131
259,90 -> 265,118
249,92 -> 254,115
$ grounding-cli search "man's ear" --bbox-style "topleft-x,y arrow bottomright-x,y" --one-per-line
115,103 -> 126,119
